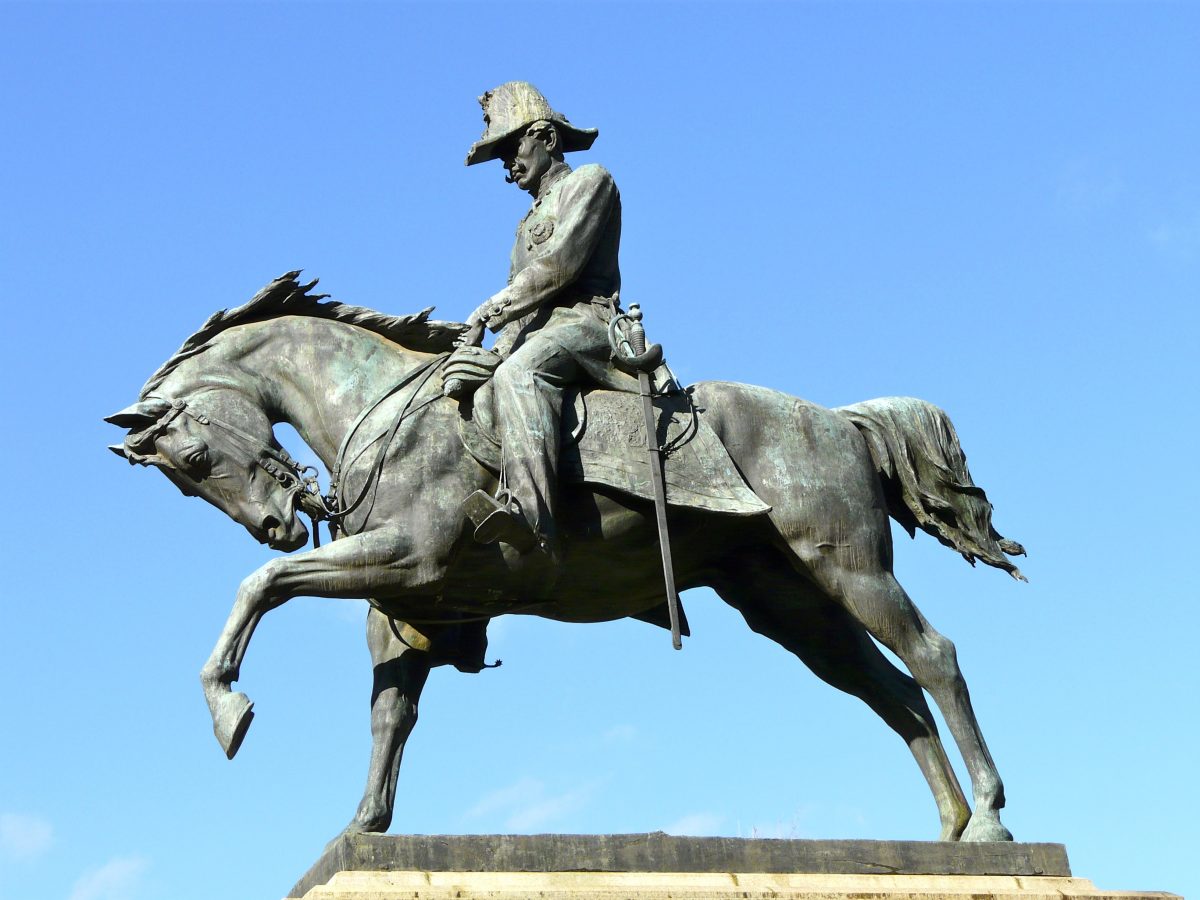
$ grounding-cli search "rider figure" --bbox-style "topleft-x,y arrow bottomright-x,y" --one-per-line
459,81 -> 626,561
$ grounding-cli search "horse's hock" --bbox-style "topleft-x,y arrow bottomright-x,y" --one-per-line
286,833 -> 1178,900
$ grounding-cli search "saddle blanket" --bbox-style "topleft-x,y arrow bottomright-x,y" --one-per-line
460,386 -> 771,517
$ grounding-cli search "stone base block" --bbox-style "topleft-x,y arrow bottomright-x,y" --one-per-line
296,871 -> 1177,900
286,834 -> 1177,900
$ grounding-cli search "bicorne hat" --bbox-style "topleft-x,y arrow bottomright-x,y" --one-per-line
465,81 -> 599,166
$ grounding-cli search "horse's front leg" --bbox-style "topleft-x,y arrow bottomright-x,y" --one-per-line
199,528 -> 419,758
199,558 -> 283,759
347,607 -> 432,834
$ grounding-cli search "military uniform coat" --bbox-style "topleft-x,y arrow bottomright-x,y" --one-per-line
473,162 -> 630,542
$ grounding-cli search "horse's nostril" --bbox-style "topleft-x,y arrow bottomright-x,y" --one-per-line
262,515 -> 281,534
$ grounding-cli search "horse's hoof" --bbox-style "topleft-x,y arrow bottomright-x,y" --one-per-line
323,828 -> 354,857
213,691 -> 254,759
938,819 -> 968,842
349,805 -> 391,835
325,816 -> 385,856
961,812 -> 1013,842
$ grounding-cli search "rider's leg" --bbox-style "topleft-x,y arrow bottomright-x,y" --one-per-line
485,306 -> 612,552
490,332 -> 572,546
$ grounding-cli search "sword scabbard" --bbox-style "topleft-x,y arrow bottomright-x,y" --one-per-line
638,365 -> 683,650
612,303 -> 682,649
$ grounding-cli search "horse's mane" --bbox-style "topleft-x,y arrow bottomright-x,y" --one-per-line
140,272 -> 468,398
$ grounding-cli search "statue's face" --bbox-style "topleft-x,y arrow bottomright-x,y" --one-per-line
501,133 -> 553,194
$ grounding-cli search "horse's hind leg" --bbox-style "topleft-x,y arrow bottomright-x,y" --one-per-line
347,606 -> 432,834
800,554 -> 1011,841
711,558 -> 971,841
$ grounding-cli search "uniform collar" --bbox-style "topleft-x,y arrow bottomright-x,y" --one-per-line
534,163 -> 572,203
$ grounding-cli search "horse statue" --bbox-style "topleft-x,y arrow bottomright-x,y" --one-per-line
106,273 -> 1026,843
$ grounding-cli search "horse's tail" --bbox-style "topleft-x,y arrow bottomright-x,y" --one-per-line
835,397 -> 1027,581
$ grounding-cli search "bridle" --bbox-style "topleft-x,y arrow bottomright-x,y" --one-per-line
142,352 -> 451,549
142,396 -> 332,542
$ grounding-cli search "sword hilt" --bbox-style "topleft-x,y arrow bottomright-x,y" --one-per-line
628,304 -> 648,355
609,303 -> 662,373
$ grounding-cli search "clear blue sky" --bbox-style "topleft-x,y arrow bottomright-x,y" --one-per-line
2,3 -> 1197,899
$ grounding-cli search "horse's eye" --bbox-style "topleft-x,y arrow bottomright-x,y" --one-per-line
181,445 -> 211,477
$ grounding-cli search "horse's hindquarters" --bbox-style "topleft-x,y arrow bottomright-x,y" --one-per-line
691,381 -> 890,564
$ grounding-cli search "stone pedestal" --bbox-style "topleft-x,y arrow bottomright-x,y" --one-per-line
286,833 -> 1178,900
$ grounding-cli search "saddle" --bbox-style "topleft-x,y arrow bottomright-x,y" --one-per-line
458,381 -> 771,517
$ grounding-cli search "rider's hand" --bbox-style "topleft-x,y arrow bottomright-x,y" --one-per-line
458,319 -> 486,348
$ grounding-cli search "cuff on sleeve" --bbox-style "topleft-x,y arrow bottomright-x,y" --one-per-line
475,293 -> 513,331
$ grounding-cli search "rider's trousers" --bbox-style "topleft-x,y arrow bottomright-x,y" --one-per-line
490,300 -> 628,544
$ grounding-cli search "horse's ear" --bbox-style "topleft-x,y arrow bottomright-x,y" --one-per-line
104,398 -> 172,428
108,444 -> 130,459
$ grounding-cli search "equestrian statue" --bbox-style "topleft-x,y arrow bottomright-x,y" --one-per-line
106,83 -> 1027,843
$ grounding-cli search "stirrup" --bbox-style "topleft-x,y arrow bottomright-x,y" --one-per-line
462,490 -> 538,553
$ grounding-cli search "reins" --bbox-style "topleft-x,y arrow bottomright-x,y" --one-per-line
323,353 -> 450,537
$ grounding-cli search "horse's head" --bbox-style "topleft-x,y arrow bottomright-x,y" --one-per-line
106,389 -> 311,552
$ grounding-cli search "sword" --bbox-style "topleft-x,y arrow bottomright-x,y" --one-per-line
610,304 -> 682,650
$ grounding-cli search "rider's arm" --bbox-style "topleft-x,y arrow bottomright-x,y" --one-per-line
472,165 -> 618,331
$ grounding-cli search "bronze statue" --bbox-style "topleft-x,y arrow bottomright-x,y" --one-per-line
105,84 -> 1028,844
